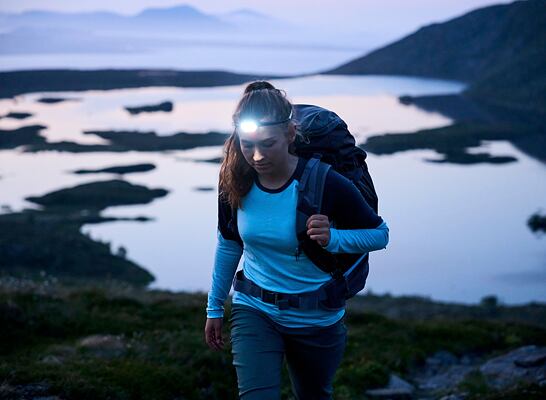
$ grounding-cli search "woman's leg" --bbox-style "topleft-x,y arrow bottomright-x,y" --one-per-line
229,303 -> 285,400
283,317 -> 348,400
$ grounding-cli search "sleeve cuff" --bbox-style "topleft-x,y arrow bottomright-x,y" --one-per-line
323,228 -> 339,253
206,309 -> 224,319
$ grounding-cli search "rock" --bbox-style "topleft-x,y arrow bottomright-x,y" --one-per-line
365,373 -> 415,398
365,388 -> 413,399
514,348 -> 546,368
77,334 -> 127,358
479,345 -> 546,389
416,365 -> 476,391
39,354 -> 64,365
438,395 -> 466,400
426,350 -> 459,368
389,374 -> 415,392
47,344 -> 76,356
6,382 -> 51,397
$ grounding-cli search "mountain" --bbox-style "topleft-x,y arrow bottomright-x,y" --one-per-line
325,0 -> 546,115
133,5 -> 233,32
217,8 -> 292,32
0,5 -> 234,34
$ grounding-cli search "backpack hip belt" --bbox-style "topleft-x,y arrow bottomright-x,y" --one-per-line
232,253 -> 369,311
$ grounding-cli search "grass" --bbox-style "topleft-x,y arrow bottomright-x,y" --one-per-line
1,277 -> 545,399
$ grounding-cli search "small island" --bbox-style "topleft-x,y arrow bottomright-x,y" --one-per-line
1,111 -> 33,120
125,101 -> 173,115
73,163 -> 156,175
23,129 -> 229,153
36,97 -> 79,104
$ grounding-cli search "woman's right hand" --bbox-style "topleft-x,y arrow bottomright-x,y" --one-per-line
205,317 -> 225,351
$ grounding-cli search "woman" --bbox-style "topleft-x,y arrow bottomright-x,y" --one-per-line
205,81 -> 389,400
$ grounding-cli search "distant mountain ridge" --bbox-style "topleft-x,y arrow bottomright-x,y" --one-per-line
0,4 -> 286,34
325,0 -> 546,115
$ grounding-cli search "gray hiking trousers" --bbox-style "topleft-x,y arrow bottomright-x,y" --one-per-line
229,303 -> 348,400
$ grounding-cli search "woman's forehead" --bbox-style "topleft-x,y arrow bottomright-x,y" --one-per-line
239,127 -> 283,141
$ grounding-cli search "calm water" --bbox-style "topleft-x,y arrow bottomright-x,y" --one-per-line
0,44 -> 366,75
1,75 -> 545,305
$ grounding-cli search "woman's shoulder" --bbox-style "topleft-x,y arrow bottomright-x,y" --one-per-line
322,163 -> 355,191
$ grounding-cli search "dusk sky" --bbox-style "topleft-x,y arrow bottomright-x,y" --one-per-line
1,0 -> 514,41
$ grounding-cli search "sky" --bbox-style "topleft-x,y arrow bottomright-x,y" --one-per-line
0,0 -> 515,41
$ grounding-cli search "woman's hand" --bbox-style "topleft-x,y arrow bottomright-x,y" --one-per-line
205,318 -> 225,351
306,214 -> 331,247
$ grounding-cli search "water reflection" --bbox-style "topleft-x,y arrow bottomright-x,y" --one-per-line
1,75 -> 544,304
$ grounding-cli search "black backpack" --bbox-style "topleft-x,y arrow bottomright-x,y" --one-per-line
293,104 -> 378,214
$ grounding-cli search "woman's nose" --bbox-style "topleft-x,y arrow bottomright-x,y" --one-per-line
253,148 -> 264,162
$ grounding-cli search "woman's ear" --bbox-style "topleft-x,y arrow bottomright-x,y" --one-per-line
286,122 -> 296,144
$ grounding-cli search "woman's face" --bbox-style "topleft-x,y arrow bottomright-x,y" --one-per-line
238,124 -> 295,176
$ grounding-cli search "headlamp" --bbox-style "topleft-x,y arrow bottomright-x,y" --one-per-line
236,109 -> 293,135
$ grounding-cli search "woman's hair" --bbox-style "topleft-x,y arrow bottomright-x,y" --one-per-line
219,81 -> 299,209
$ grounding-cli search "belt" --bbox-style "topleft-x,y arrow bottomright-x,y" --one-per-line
232,269 -> 329,310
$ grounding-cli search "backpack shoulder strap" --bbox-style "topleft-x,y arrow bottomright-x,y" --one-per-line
295,157 -> 332,263
297,156 -> 330,215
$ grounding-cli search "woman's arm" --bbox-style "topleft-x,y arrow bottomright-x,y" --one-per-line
319,168 -> 390,254
206,230 -> 243,319
323,220 -> 389,253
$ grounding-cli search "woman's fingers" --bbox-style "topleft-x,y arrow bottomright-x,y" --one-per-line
215,325 -> 224,349
307,227 -> 329,236
306,214 -> 329,229
205,319 -> 224,351
306,214 -> 331,246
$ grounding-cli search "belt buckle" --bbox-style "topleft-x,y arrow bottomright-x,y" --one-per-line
275,293 -> 290,310
261,289 -> 276,304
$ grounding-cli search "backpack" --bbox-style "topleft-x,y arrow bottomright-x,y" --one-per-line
231,104 -> 380,311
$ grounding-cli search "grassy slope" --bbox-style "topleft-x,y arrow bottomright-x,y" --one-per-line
1,278 -> 545,399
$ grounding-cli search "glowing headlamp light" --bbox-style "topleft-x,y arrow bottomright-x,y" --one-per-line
236,109 -> 293,135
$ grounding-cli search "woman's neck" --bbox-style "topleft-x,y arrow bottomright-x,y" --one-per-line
257,155 -> 299,189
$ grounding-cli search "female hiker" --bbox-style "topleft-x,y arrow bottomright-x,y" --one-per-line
205,81 -> 389,400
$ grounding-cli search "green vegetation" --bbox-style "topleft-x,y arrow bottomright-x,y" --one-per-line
1,278 -> 545,399
0,179 -> 171,286
0,212 -> 154,286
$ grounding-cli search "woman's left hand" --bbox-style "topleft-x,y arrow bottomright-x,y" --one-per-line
306,214 -> 331,247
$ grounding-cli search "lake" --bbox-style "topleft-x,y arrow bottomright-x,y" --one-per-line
1,74 -> 544,305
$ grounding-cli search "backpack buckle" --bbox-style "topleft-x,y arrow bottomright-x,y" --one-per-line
261,289 -> 290,310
